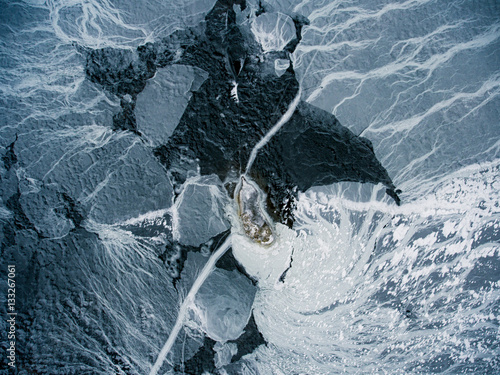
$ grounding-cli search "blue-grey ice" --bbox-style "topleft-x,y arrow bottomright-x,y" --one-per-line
1,0 -> 499,374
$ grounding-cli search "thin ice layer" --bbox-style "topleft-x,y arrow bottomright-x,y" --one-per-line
180,252 -> 256,342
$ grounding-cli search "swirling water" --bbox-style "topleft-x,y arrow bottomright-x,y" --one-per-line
0,0 -> 499,374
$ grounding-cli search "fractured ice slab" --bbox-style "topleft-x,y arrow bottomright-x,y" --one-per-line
175,175 -> 230,247
19,184 -> 76,238
193,267 -> 254,342
214,341 -> 238,368
182,253 -> 256,342
135,65 -> 208,147
274,58 -> 290,77
14,127 -> 173,226
88,142 -> 173,224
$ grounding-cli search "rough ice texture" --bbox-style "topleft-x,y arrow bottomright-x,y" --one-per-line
0,225 -> 196,374
274,58 -> 290,77
178,312 -> 266,374
214,342 -> 238,368
250,101 -> 398,225
135,65 -> 208,147
176,175 -> 230,247
194,267 -> 255,341
19,184 -> 76,238
1,0 -> 498,372
181,252 -> 256,342
89,142 -> 173,224
13,128 -> 173,226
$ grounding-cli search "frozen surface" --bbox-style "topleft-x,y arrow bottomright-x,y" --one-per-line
1,0 -> 499,373
136,65 -> 208,146
193,267 -> 255,342
274,58 -> 290,76
214,341 -> 238,368
14,126 -> 173,225
241,165 -> 500,373
174,175 -> 230,247
181,252 -> 256,342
